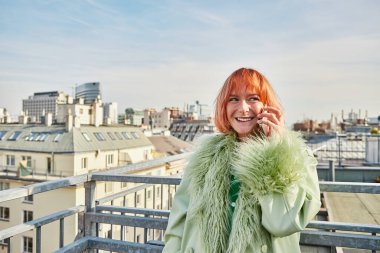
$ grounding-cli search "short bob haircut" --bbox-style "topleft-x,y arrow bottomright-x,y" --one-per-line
214,68 -> 282,133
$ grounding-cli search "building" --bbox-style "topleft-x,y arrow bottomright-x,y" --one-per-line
0,123 -> 159,253
170,119 -> 216,142
143,107 -> 185,130
75,82 -> 101,104
0,108 -> 10,124
22,91 -> 67,123
103,102 -> 118,125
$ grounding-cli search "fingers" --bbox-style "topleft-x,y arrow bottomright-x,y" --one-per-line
257,106 -> 284,136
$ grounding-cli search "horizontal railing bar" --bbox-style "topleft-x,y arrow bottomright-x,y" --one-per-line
87,236 -> 163,253
0,174 -> 89,203
91,174 -> 182,185
93,153 -> 189,176
319,181 -> 380,193
52,236 -> 88,253
300,230 -> 380,250
96,206 -> 171,217
307,220 -> 380,233
0,154 -> 188,204
0,205 -> 85,240
96,184 -> 154,205
85,213 -> 168,230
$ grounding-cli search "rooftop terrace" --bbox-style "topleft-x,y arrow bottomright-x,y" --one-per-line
0,134 -> 380,252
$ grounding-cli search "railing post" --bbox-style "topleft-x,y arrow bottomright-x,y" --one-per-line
338,135 -> 342,167
329,160 -> 335,182
372,232 -> 376,253
36,226 -> 41,253
5,237 -> 11,253
144,214 -> 148,243
84,180 -> 96,253
59,218 -> 64,248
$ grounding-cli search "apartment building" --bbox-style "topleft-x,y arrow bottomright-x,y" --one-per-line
0,123 -> 168,253
22,91 -> 67,123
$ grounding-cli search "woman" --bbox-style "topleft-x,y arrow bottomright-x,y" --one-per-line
163,68 -> 321,253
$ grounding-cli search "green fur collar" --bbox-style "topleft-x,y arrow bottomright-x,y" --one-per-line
186,130 -> 309,253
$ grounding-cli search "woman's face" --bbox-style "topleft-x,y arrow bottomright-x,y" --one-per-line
226,89 -> 264,139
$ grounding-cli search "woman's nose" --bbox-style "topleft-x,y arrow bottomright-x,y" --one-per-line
239,100 -> 250,112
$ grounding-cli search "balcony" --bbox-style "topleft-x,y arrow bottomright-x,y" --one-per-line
0,153 -> 379,252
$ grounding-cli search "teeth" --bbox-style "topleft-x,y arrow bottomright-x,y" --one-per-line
236,117 -> 253,122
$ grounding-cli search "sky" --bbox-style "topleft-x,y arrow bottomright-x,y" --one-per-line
0,0 -> 379,125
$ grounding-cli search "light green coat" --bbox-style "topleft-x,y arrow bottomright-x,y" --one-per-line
163,130 -> 321,253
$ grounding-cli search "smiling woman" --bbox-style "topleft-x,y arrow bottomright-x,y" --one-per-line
215,68 -> 283,138
163,67 -> 321,253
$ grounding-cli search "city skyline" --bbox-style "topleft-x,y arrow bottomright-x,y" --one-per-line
1,0 -> 379,125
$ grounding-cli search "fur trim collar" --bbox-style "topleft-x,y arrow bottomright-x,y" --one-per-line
186,130 -> 309,253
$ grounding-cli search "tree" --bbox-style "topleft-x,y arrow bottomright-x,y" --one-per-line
125,108 -> 135,125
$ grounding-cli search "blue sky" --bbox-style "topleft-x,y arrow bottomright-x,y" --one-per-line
0,0 -> 379,125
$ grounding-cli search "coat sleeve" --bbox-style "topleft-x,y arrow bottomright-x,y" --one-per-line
258,148 -> 320,237
162,172 -> 191,253
233,130 -> 321,238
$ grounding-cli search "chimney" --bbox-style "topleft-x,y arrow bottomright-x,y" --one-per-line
45,113 -> 52,126
74,116 -> 81,128
66,109 -> 73,132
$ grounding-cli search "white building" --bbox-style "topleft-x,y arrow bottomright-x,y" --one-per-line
22,91 -> 67,123
56,96 -> 104,127
0,108 -> 10,124
0,123 -> 158,253
144,108 -> 174,130
103,102 -> 118,125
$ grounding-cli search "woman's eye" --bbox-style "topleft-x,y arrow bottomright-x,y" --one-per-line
248,96 -> 260,102
228,97 -> 238,102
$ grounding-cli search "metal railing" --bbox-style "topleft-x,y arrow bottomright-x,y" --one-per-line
0,153 -> 379,252
307,134 -> 380,166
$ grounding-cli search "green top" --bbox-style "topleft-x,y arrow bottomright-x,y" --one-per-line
228,173 -> 241,231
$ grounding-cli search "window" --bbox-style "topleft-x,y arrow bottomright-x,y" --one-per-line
6,155 -> 15,166
53,133 -> 63,142
0,182 -> 9,191
81,157 -> 88,169
136,234 -> 141,243
156,186 -> 161,197
105,182 -> 113,193
114,132 -> 123,140
8,131 -> 21,141
82,132 -> 91,141
94,132 -> 106,141
106,154 -> 114,166
0,207 -> 9,221
47,157 -> 52,173
21,156 -> 32,168
131,132 -> 140,139
23,210 -> 33,222
121,182 -> 128,188
107,132 -> 116,140
147,190 -> 151,199
0,131 -> 8,140
23,236 -> 33,253
38,133 -> 49,141
121,132 -> 132,140
24,195 -> 33,203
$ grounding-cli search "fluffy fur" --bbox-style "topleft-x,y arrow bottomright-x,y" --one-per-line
186,130 -> 310,253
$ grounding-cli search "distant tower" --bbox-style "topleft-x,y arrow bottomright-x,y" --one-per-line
75,82 -> 101,104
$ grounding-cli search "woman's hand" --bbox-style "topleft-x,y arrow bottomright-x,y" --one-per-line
257,106 -> 284,137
